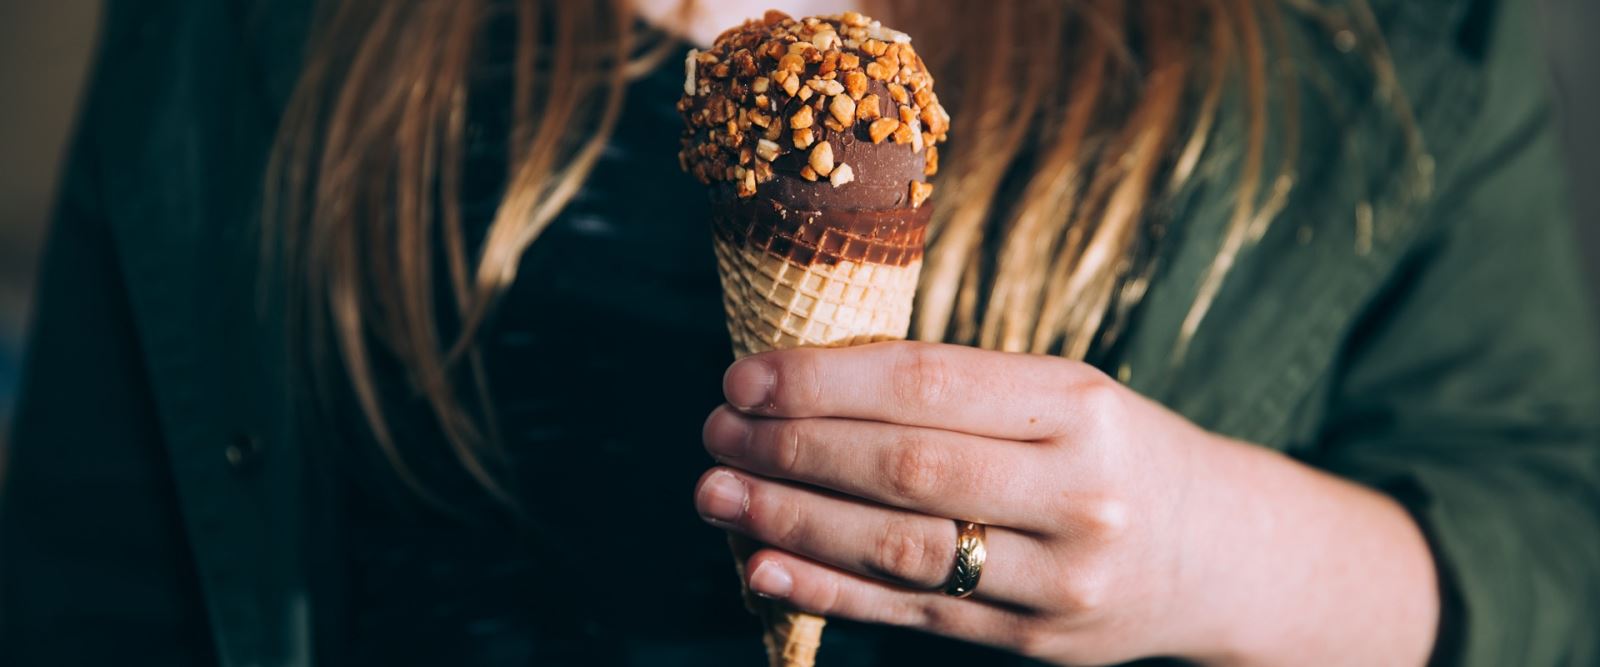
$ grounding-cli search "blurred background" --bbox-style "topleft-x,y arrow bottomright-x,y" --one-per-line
2,1 -> 1598,437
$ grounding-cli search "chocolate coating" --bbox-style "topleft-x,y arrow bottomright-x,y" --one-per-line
713,196 -> 930,267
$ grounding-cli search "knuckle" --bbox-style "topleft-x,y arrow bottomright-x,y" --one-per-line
752,488 -> 808,548
1057,565 -> 1112,616
866,517 -> 942,585
885,436 -> 947,504
1077,495 -> 1131,544
893,345 -> 955,411
771,349 -> 827,413
1072,377 -> 1126,433
766,419 -> 807,474
804,571 -> 846,616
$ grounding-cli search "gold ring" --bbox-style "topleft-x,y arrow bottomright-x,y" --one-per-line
943,520 -> 987,598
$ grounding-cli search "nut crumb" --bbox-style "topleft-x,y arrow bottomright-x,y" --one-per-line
755,138 -> 780,162
844,71 -> 867,100
856,93 -> 882,121
829,163 -> 855,186
789,105 -> 814,129
809,141 -> 834,176
868,117 -> 899,144
829,95 -> 856,126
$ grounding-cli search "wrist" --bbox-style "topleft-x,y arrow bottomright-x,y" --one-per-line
1153,431 -> 1273,663
1159,434 -> 1440,666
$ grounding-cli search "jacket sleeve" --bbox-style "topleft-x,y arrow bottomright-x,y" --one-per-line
0,64 -> 218,667
1310,6 -> 1600,665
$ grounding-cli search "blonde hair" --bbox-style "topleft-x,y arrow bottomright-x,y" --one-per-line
270,0 -> 1296,507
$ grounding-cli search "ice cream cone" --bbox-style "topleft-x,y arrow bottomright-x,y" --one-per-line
678,10 -> 948,666
713,200 -> 929,357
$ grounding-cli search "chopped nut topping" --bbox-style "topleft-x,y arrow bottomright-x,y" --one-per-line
868,117 -> 899,144
909,181 -> 933,207
887,83 -> 908,105
739,168 -> 757,197
844,71 -> 868,100
892,122 -> 914,145
926,103 -> 950,134
678,11 -> 948,197
857,93 -> 882,121
809,141 -> 835,176
866,23 -> 911,44
819,51 -> 839,76
683,49 -> 699,95
755,138 -> 781,162
829,94 -> 856,126
789,105 -> 814,129
830,162 -> 855,187
877,50 -> 900,72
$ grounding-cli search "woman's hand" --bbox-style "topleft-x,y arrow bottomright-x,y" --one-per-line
694,342 -> 1440,666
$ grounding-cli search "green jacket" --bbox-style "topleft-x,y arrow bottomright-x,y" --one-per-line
4,0 -> 1597,665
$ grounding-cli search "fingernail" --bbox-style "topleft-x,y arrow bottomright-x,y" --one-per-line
724,358 -> 775,410
749,561 -> 793,599
697,470 -> 747,523
703,408 -> 753,460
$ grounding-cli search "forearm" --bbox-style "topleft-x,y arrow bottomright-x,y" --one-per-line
1175,436 -> 1440,666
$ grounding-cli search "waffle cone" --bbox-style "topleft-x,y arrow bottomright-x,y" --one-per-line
712,211 -> 924,357
712,202 -> 927,667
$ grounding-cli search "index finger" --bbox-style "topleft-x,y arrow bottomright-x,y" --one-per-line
723,341 -> 1099,441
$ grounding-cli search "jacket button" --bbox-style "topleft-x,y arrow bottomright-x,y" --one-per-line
225,433 -> 262,472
